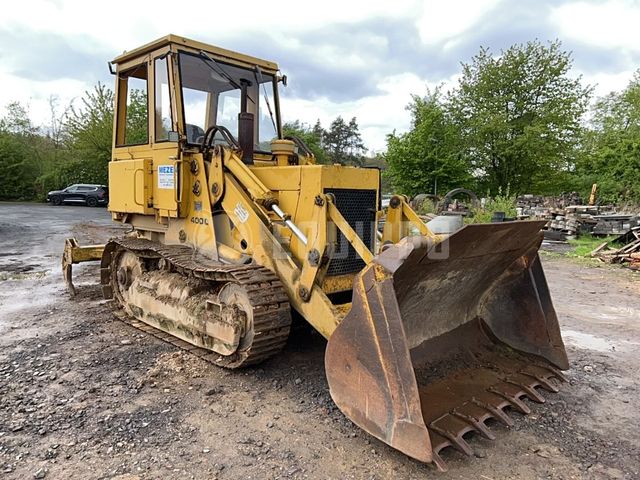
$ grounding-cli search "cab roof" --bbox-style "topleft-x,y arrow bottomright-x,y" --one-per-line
111,34 -> 279,73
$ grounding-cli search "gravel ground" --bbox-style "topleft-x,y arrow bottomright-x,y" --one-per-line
0,202 -> 639,480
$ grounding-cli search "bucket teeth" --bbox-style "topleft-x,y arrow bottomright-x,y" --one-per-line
430,449 -> 448,472
488,385 -> 531,414
428,418 -> 475,457
520,370 -> 560,393
505,377 -> 546,403
416,356 -> 568,471
451,408 -> 496,440
541,364 -> 569,383
471,397 -> 515,427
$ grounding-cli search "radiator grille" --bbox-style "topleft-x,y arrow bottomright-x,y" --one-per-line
325,188 -> 377,277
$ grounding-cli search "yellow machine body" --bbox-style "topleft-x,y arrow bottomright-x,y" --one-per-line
63,35 -> 569,470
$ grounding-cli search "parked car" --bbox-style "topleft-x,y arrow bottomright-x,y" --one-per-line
47,184 -> 109,207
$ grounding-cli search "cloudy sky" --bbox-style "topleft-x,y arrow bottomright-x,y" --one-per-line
0,0 -> 638,151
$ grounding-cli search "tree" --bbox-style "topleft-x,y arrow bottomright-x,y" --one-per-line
323,116 -> 366,166
282,119 -> 327,164
312,119 -> 324,141
65,83 -> 114,170
0,102 -> 37,136
448,40 -> 591,195
47,95 -> 69,151
124,89 -> 149,145
0,102 -> 42,200
578,71 -> 640,203
49,82 -> 116,188
384,90 -> 470,196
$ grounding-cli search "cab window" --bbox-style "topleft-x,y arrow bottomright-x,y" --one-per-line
154,56 -> 172,141
177,51 -> 277,150
116,64 -> 149,146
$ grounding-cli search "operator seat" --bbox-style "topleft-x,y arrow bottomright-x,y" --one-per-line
186,123 -> 206,144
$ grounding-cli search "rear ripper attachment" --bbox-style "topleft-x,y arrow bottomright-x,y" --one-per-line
62,238 -> 105,296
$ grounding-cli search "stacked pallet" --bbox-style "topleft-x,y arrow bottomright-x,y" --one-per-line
592,214 -> 640,236
591,228 -> 640,270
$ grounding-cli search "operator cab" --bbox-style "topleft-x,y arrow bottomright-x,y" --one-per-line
111,35 -> 285,164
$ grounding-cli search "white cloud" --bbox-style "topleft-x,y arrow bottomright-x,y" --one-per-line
0,0 -> 417,51
0,71 -> 88,129
550,0 -> 640,52
281,72 -> 461,152
578,69 -> 636,97
416,0 -> 503,44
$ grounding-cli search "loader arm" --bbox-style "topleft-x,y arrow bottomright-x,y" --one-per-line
382,194 -> 435,244
213,146 -> 380,337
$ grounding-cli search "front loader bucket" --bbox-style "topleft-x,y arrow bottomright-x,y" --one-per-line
325,221 -> 568,470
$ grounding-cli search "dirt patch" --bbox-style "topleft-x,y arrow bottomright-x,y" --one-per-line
1,204 -> 639,479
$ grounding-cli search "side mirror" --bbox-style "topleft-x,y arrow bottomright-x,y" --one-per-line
167,131 -> 180,142
279,74 -> 288,87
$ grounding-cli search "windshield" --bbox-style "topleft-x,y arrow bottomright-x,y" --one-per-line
178,51 -> 278,151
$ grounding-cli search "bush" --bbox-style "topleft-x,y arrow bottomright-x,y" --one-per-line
468,188 -> 517,223
414,197 -> 438,215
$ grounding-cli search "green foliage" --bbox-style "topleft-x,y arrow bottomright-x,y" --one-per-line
576,71 -> 640,203
322,116 -> 366,166
0,103 -> 45,200
124,89 -> 149,145
449,40 -> 592,195
0,131 -> 39,200
384,90 -> 470,196
64,83 -> 116,186
284,117 -> 368,167
468,189 -> 517,224
0,102 -> 37,135
0,83 -> 149,201
283,119 -> 327,164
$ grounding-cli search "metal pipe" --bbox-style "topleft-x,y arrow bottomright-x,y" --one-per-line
271,204 -> 308,246
272,77 -> 283,139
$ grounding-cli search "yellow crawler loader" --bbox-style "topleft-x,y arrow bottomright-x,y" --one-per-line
63,35 -> 569,470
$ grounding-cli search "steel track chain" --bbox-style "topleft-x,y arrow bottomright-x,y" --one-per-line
103,237 -> 292,368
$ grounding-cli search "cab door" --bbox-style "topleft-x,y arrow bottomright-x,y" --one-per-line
150,53 -> 183,218
111,59 -> 155,215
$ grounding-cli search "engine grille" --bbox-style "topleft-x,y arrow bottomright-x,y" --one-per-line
324,188 -> 377,277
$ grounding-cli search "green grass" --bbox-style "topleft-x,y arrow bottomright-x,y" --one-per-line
567,236 -> 619,258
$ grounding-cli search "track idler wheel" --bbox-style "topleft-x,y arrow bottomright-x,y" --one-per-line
110,249 -> 145,312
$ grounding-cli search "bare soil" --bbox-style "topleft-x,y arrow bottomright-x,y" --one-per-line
1,202 -> 639,480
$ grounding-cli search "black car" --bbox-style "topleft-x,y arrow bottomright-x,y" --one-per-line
47,184 -> 109,207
